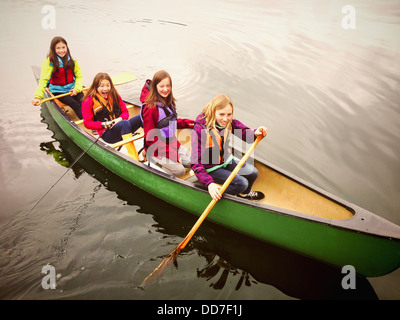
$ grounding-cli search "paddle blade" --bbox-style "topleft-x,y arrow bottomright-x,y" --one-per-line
111,72 -> 137,85
141,248 -> 181,288
140,135 -> 264,287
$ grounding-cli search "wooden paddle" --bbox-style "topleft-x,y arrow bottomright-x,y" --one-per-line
40,87 -> 89,104
39,72 -> 138,104
141,134 -> 263,288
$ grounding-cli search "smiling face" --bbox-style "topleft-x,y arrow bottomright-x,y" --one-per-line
55,41 -> 68,58
97,79 -> 111,99
215,104 -> 233,128
156,77 -> 171,99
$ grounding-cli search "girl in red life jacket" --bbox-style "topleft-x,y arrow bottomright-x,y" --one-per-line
142,70 -> 194,177
81,73 -> 142,144
32,36 -> 84,119
191,94 -> 268,201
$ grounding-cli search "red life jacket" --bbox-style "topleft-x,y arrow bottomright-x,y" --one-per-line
50,66 -> 75,86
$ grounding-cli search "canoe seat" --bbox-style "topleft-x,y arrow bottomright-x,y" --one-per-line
101,131 -> 143,160
108,132 -> 144,149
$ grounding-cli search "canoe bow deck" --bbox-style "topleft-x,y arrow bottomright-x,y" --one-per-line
32,66 -> 400,277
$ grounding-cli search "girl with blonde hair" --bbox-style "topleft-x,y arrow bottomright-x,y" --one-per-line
191,94 -> 268,201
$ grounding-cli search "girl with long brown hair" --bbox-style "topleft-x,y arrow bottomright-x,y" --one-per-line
32,36 -> 83,119
82,73 -> 142,145
141,70 -> 194,177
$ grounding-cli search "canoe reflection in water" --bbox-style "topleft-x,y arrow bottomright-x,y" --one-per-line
192,226 -> 378,300
40,141 -> 70,168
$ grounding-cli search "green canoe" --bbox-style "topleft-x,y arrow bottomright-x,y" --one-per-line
33,66 -> 400,277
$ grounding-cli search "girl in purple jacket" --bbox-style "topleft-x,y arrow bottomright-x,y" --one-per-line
191,94 -> 268,201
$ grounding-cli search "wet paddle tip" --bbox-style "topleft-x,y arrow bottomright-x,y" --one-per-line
133,284 -> 146,291
140,249 -> 181,288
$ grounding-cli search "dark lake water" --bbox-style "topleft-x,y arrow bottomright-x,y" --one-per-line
0,0 -> 399,301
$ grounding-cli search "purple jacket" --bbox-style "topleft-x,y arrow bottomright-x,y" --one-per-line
190,113 -> 256,188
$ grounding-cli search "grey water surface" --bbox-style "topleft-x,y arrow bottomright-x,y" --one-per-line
0,0 -> 399,300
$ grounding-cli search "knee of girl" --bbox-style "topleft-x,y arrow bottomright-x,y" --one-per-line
233,176 -> 248,194
163,165 -> 185,177
241,181 -> 249,193
120,120 -> 132,134
174,166 -> 186,177
252,167 -> 259,179
130,115 -> 142,132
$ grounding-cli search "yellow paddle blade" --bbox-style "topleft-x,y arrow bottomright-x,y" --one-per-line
111,72 -> 137,85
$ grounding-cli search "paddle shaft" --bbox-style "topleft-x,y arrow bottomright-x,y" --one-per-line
177,135 -> 262,250
140,135 -> 263,287
40,87 -> 89,103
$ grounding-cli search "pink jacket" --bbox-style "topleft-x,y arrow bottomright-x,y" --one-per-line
82,95 -> 129,135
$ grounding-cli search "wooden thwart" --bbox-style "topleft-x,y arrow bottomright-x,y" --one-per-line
108,132 -> 144,149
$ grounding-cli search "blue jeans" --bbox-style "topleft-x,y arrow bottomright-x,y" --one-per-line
102,115 -> 142,143
208,159 -> 258,195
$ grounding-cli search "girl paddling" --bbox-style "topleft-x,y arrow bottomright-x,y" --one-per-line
191,94 -> 268,201
32,36 -> 83,119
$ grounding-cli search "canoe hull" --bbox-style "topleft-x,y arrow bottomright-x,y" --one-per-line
36,66 -> 400,277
